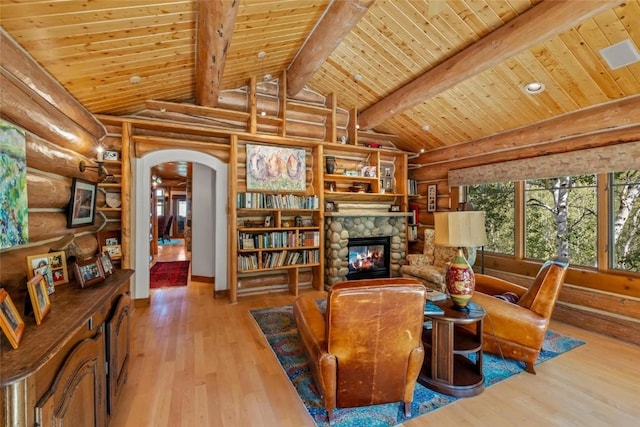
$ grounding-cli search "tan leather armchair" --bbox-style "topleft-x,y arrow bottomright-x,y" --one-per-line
293,278 -> 426,424
469,259 -> 569,374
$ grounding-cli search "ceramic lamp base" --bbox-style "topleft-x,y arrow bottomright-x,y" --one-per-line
446,248 -> 476,310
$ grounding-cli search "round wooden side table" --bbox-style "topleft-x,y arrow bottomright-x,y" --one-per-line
418,300 -> 486,397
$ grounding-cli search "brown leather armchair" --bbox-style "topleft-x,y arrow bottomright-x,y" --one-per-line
293,278 -> 426,424
469,259 -> 569,374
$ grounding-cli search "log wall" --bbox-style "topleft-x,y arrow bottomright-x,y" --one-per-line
0,31 -> 108,293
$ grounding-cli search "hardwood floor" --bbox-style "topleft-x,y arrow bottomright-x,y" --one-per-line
112,242 -> 639,426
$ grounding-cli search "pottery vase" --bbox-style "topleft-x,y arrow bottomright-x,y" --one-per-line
325,156 -> 336,174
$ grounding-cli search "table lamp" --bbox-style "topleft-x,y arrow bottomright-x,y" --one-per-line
434,211 -> 487,310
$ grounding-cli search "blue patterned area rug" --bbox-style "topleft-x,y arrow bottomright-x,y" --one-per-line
250,303 -> 585,427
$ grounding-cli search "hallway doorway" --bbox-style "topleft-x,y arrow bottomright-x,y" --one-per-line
134,150 -> 228,301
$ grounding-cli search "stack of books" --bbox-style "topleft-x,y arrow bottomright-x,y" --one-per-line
426,288 -> 447,301
424,301 -> 445,316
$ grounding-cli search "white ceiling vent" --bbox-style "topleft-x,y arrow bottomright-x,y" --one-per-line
599,39 -> 640,70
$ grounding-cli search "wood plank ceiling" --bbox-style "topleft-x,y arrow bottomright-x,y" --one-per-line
1,0 -> 639,155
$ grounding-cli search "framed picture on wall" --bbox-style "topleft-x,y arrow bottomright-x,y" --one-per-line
246,144 -> 306,191
67,178 -> 97,228
427,184 -> 437,213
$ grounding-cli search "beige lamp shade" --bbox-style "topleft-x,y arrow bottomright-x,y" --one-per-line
434,211 -> 487,247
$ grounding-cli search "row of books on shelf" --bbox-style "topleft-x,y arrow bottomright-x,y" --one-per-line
408,179 -> 418,195
408,225 -> 419,241
237,193 -> 319,210
238,231 -> 320,250
237,249 -> 320,271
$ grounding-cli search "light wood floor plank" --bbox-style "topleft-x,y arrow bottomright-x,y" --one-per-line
111,242 -> 640,426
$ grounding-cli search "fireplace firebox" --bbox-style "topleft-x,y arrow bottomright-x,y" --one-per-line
346,236 -> 391,280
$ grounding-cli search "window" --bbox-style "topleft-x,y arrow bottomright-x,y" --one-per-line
156,189 -> 165,217
467,183 -> 515,255
525,176 -> 597,266
468,170 -> 640,272
611,171 -> 640,272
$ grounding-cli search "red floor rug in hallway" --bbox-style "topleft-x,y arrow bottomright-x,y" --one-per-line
150,261 -> 190,289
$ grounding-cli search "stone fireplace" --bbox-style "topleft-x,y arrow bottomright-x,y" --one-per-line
324,213 -> 408,288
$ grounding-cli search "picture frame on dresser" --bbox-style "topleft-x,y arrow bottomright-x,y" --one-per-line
27,274 -> 51,325
67,177 -> 98,228
0,288 -> 25,349
74,256 -> 105,288
103,244 -> 122,260
100,251 -> 115,277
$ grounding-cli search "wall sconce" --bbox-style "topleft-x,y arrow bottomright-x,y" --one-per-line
79,147 -> 111,181
78,160 -> 107,180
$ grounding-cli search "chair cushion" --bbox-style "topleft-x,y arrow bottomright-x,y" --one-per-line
493,291 -> 520,304
399,265 -> 446,287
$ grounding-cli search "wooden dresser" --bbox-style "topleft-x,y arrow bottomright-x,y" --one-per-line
0,269 -> 134,427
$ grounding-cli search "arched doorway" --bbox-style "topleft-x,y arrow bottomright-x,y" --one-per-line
134,149 -> 228,300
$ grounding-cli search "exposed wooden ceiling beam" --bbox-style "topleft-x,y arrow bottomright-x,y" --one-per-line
196,0 -> 239,107
358,0 -> 624,131
287,0 -> 375,97
420,95 -> 640,165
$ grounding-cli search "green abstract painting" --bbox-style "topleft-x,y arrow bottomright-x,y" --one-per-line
0,119 -> 29,249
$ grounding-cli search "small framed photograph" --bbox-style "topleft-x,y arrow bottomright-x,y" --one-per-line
105,237 -> 119,246
324,181 -> 336,192
100,251 -> 115,277
361,166 -> 377,177
67,178 -> 98,228
389,205 -> 401,212
264,215 -> 273,227
325,201 -> 335,212
103,244 -> 122,260
27,274 -> 51,325
103,150 -> 119,161
74,257 -> 105,288
26,251 -> 68,293
427,184 -> 437,213
0,289 -> 25,349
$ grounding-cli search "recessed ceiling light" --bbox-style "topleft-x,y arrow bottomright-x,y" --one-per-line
421,124 -> 430,131
523,81 -> 545,94
420,148 -> 425,153
129,75 -> 142,84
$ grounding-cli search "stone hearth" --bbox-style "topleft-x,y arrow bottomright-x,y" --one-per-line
324,213 -> 408,288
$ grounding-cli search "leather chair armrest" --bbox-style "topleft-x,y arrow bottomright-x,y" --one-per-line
293,295 -> 328,361
474,274 -> 528,298
472,292 -> 548,347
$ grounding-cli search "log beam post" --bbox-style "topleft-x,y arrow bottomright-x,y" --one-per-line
196,0 -> 239,107
286,0 -> 375,97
